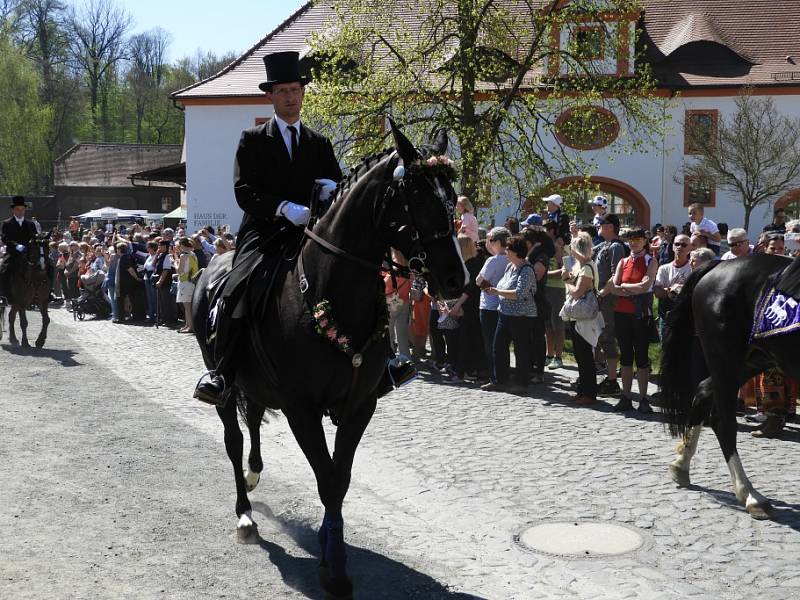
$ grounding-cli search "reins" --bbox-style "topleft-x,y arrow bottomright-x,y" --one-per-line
294,153 -> 454,425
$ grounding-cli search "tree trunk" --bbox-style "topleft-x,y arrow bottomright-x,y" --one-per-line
743,203 -> 753,233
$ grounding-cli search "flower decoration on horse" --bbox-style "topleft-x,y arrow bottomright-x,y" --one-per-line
407,154 -> 459,183
313,300 -> 352,354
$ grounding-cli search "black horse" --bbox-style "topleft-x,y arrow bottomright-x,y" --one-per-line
1,235 -> 51,348
192,122 -> 466,598
660,253 -> 799,519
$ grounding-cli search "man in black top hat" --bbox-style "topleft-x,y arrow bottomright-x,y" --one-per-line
0,196 -> 40,303
194,51 -> 343,405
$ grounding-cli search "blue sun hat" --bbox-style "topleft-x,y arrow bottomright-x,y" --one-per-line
522,213 -> 542,227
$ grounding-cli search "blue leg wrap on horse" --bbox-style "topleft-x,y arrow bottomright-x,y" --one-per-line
324,520 -> 347,579
318,514 -> 329,562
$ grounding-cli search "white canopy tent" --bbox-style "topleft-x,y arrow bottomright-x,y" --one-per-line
75,207 -> 148,220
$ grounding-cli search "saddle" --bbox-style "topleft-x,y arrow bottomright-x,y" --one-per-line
203,226 -> 305,389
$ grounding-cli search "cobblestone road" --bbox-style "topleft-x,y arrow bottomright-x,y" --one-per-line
2,307 -> 800,599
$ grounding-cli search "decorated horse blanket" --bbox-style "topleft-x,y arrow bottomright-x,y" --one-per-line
751,261 -> 800,341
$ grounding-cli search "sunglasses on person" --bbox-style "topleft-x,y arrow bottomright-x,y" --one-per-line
673,241 -> 689,248
730,240 -> 748,247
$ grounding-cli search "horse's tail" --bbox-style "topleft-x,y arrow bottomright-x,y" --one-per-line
0,304 -> 5,341
660,260 -> 721,437
232,387 -> 279,424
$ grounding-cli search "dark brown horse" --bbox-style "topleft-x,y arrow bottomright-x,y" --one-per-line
660,254 -> 798,519
1,236 -> 51,348
192,122 -> 467,598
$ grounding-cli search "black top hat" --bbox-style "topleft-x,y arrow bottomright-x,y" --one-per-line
259,51 -> 310,92
10,196 -> 26,208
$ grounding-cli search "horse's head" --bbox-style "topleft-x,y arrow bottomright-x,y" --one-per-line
382,121 -> 468,299
23,234 -> 50,270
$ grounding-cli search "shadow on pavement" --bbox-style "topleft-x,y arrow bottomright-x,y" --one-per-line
1,343 -> 81,366
686,484 -> 800,532
250,500 -> 486,600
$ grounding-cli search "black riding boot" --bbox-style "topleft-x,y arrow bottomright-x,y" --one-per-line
193,309 -> 241,407
194,373 -> 229,406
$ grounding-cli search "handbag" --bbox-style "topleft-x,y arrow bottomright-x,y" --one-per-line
560,290 -> 599,321
437,312 -> 460,330
559,261 -> 600,321
436,300 -> 460,330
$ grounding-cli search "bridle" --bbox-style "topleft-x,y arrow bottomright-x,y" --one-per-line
298,152 -> 455,294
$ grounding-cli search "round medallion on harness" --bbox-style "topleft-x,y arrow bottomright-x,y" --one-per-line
352,353 -> 363,368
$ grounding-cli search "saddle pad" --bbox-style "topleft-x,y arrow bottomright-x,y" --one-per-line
751,280 -> 800,341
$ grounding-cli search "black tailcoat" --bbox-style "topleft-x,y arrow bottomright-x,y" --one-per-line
233,118 -> 342,251
1,216 -> 38,252
222,118 -> 342,305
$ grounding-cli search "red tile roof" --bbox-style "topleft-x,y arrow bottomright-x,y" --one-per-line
171,0 -> 800,100
642,0 -> 800,88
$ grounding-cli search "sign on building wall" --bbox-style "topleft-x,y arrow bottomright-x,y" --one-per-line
185,106 -> 274,234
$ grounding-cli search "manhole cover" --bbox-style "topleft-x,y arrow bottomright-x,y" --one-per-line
517,521 -> 644,558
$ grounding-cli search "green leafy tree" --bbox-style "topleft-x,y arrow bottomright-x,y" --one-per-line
304,0 -> 662,216
681,88 -> 800,232
0,34 -> 52,194
16,0 -> 83,188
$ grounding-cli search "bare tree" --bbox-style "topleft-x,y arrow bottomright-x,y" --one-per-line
0,0 -> 22,32
68,0 -> 131,140
682,89 -> 800,231
127,27 -> 170,142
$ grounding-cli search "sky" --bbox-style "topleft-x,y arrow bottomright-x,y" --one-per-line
116,0 -> 307,62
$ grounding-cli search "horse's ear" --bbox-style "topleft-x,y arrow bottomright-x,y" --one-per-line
431,128 -> 448,155
389,118 -> 419,163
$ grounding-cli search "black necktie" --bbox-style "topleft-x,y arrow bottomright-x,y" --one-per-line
287,125 -> 298,161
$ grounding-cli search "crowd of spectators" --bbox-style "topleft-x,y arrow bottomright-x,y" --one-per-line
41,222 -> 234,331
384,195 -> 800,440
4,195 -> 797,439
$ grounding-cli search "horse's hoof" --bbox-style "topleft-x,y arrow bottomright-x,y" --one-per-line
236,522 -> 260,543
319,566 -> 353,600
236,512 -> 260,544
35,339 -> 45,349
669,464 -> 690,487
244,469 -> 261,492
747,503 -> 773,520
21,340 -> 30,348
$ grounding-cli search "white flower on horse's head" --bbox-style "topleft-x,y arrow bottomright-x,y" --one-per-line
427,156 -> 438,166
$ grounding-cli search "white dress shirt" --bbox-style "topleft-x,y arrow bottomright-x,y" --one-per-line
273,114 -> 301,160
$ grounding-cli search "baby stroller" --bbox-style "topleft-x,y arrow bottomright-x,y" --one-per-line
73,270 -> 111,320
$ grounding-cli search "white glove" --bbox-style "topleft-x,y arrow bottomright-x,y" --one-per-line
277,201 -> 311,226
315,179 -> 338,203
15,244 -> 26,252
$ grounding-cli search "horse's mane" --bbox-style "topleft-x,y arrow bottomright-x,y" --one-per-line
331,142 -> 438,203
332,148 -> 397,204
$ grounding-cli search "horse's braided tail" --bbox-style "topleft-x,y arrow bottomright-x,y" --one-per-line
660,261 -> 720,437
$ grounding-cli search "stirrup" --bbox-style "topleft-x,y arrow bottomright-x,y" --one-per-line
388,355 -> 417,388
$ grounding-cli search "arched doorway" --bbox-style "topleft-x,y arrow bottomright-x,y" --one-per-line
527,176 -> 651,228
775,189 -> 800,220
